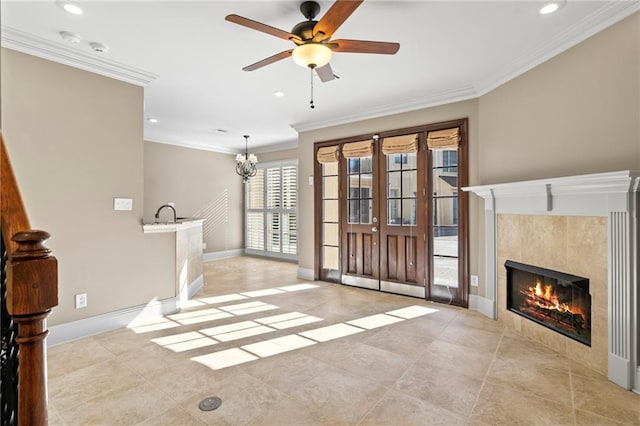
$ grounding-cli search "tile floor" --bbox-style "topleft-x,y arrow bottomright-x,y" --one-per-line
47,256 -> 640,425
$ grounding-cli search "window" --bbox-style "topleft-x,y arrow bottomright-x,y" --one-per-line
245,160 -> 297,259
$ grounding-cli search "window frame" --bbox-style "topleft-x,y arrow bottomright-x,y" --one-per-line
245,159 -> 298,260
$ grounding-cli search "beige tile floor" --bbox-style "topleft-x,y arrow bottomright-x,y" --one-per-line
47,256 -> 640,425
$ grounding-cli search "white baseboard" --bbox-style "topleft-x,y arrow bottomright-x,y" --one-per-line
297,267 -> 314,280
47,297 -> 179,347
188,275 -> 204,299
469,294 -> 495,319
203,249 -> 244,262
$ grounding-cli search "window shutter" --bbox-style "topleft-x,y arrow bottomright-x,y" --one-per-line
246,168 -> 265,209
427,128 -> 460,150
282,166 -> 297,210
266,167 -> 282,209
382,134 -> 418,155
342,140 -> 373,158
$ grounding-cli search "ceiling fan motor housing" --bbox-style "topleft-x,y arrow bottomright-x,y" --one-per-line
300,1 -> 321,20
291,20 -> 318,41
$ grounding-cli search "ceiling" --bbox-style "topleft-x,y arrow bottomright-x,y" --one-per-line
1,1 -> 638,154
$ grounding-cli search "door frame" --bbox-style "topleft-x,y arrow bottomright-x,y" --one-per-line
313,118 -> 469,307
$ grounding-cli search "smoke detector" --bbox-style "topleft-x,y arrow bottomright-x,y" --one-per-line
59,30 -> 81,43
89,42 -> 109,53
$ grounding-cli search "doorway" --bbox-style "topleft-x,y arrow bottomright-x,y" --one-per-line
314,119 -> 468,307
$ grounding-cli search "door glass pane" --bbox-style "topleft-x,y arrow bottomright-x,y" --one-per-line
404,153 -> 417,170
348,158 -> 359,174
360,174 -> 373,196
360,157 -> 373,173
387,154 -> 402,171
433,167 -> 458,195
323,175 -> 338,199
402,170 -> 417,198
323,162 -> 338,176
388,199 -> 401,225
348,175 -> 360,198
323,246 -> 339,270
434,228 -> 458,257
348,200 -> 360,224
402,199 -> 416,226
433,198 -> 457,226
324,200 -> 338,222
360,199 -> 372,224
434,256 -> 458,287
387,171 -> 401,198
323,223 -> 339,246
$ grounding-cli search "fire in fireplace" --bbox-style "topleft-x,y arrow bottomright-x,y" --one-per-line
505,260 -> 591,346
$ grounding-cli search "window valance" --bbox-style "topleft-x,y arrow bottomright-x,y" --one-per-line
316,146 -> 340,163
427,128 -> 460,150
342,140 -> 373,158
381,134 -> 418,155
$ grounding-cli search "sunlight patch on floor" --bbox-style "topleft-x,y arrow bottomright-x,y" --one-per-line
387,305 -> 439,319
346,313 -> 405,330
299,323 -> 364,342
242,335 -> 317,358
192,348 -> 258,370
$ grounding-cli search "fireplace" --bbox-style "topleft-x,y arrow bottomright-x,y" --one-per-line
505,260 -> 591,346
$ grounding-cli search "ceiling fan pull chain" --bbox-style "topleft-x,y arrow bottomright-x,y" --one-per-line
310,67 -> 315,109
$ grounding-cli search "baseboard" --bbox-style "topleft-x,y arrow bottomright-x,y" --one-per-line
188,275 -> 204,299
634,367 -> 640,395
48,297 -> 179,347
203,249 -> 244,262
469,294 -> 495,319
297,267 -> 314,280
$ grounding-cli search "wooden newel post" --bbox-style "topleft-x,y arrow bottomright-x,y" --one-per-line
7,230 -> 58,426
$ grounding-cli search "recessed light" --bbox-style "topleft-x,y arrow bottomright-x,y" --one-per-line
215,129 -> 229,133
540,0 -> 565,15
273,91 -> 285,97
59,30 -> 81,43
57,0 -> 83,15
89,42 -> 109,53
147,118 -> 158,123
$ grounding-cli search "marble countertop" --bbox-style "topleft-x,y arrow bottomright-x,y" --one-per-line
142,218 -> 205,234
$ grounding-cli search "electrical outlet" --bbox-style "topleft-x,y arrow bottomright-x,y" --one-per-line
75,293 -> 87,309
471,275 -> 479,287
202,242 -> 207,250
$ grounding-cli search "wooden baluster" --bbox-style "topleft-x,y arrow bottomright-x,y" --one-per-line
7,230 -> 58,426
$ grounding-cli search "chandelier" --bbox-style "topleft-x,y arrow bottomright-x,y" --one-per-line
235,135 -> 258,183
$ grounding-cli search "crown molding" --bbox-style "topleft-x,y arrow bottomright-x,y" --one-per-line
252,140 -> 298,154
291,85 -> 478,133
145,137 -> 237,155
474,1 -> 640,96
1,26 -> 158,86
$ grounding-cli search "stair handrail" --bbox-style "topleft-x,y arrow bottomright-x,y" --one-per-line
1,131 -> 58,426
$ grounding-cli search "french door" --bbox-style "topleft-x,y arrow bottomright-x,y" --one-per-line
314,119 -> 468,306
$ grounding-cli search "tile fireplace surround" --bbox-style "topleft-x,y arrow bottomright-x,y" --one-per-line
464,171 -> 639,392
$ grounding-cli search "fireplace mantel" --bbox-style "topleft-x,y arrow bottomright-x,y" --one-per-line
463,170 -> 639,392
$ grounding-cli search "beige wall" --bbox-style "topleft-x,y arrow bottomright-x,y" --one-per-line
256,148 -> 298,163
479,12 -> 639,184
143,142 -> 243,254
1,49 -> 175,325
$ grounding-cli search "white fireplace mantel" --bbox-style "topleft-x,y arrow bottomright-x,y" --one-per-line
463,170 -> 639,392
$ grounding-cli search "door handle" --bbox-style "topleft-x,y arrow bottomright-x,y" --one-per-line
372,226 -> 378,232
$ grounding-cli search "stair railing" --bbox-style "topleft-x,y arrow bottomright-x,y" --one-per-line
1,132 -> 58,426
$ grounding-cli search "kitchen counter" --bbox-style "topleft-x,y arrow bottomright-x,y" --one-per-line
142,218 -> 205,307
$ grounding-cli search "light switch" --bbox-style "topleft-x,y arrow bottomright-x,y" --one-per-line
114,197 -> 133,211
308,176 -> 314,186
471,275 -> 479,287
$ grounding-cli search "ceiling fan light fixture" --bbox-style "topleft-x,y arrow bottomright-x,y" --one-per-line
292,43 -> 332,69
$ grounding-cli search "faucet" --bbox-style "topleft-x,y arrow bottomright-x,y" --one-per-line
154,204 -> 177,223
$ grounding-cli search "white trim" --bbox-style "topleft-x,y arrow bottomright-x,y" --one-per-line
297,267 -> 314,281
1,27 -> 158,87
202,249 -> 244,262
342,275 -> 380,290
188,275 -> 204,299
469,294 -> 495,319
48,297 -> 178,347
142,219 -> 204,234
252,140 -> 298,154
145,138 -> 238,155
381,281 -> 425,298
292,85 -> 477,133
475,1 -> 640,97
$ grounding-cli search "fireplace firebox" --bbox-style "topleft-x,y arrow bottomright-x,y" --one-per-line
505,260 -> 591,346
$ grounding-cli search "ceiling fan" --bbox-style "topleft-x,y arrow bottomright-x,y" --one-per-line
225,0 -> 400,83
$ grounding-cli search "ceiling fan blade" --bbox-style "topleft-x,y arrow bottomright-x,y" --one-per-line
226,14 -> 301,43
315,63 -> 335,82
313,0 -> 364,40
242,50 -> 294,71
332,39 -> 400,55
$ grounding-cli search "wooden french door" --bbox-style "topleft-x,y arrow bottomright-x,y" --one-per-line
340,134 -> 426,297
315,119 -> 468,306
